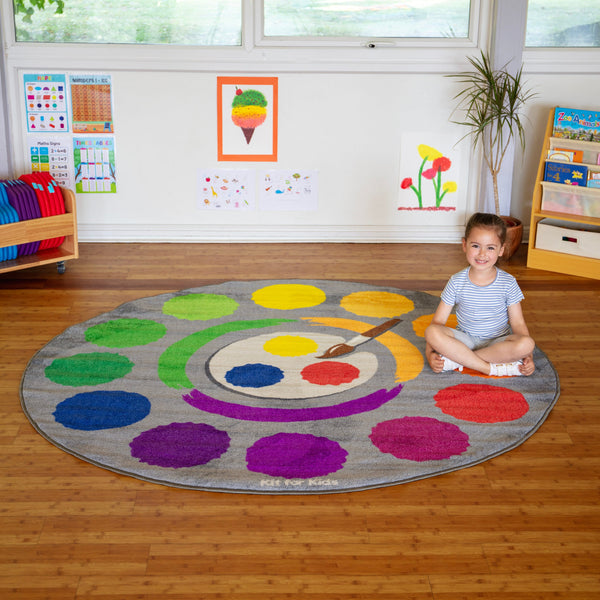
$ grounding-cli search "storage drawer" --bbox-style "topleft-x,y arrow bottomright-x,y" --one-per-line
541,181 -> 600,217
535,218 -> 600,260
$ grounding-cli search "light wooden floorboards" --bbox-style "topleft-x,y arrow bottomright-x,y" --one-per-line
1,242 -> 599,599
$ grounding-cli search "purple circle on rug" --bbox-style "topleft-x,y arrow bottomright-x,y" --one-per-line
246,432 -> 348,478
369,416 -> 470,462
130,422 -> 230,468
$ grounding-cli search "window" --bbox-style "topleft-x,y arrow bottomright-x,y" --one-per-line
13,0 -> 473,45
526,0 -> 600,47
13,0 -> 243,45
263,0 -> 471,40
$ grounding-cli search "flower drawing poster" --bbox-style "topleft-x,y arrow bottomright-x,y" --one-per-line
217,76 -> 278,162
398,133 -> 462,212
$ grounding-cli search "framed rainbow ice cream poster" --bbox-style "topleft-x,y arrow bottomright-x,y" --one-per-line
217,76 -> 278,162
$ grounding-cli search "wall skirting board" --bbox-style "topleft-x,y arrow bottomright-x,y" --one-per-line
77,224 -> 530,244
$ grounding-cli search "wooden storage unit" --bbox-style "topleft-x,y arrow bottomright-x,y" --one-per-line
527,108 -> 600,280
0,187 -> 78,275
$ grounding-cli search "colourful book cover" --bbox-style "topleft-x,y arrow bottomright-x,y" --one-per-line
544,161 -> 588,186
553,107 -> 600,142
553,147 -> 584,163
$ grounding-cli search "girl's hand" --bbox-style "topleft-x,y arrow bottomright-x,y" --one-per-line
426,346 -> 445,373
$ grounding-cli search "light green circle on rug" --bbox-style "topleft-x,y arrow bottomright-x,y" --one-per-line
85,318 -> 167,348
45,352 -> 134,387
162,293 -> 239,321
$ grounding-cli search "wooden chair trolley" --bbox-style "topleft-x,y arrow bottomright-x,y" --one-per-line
0,187 -> 78,275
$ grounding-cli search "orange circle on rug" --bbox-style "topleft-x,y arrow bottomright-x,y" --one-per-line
434,383 -> 529,423
340,291 -> 414,318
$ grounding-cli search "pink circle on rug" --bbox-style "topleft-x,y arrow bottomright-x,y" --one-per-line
434,383 -> 529,423
369,416 -> 469,462
300,361 -> 360,386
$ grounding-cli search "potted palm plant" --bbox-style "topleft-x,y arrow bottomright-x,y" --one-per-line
448,51 -> 536,258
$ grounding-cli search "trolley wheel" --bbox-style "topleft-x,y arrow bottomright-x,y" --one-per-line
57,261 -> 66,274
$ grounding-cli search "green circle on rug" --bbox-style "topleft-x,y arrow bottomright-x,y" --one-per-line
85,318 -> 167,348
44,352 -> 134,387
162,293 -> 239,320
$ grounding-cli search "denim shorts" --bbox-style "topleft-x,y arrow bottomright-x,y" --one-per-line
451,328 -> 510,351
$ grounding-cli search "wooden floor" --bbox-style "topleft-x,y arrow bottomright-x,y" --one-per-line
1,242 -> 599,600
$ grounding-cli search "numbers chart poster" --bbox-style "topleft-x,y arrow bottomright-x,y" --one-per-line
70,74 -> 114,134
197,169 -> 255,210
73,137 -> 116,193
23,74 -> 69,133
259,170 -> 318,211
27,136 -> 75,190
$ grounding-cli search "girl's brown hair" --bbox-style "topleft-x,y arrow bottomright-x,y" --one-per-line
464,212 -> 507,246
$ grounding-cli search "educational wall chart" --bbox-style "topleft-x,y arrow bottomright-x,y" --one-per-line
398,133 -> 460,212
197,169 -> 255,210
21,72 -> 118,194
70,74 -> 114,134
73,137 -> 116,193
23,73 -> 69,133
27,136 -> 75,190
259,170 -> 318,211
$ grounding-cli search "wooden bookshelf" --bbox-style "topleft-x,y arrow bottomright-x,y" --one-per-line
527,109 -> 600,280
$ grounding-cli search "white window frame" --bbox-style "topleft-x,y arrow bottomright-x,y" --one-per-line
3,0 -> 488,74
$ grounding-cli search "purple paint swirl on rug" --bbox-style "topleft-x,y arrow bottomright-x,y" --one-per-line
182,385 -> 403,422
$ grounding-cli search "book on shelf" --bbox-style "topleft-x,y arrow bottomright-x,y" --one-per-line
552,107 -> 600,142
547,148 -> 584,162
589,172 -> 600,189
544,161 -> 588,186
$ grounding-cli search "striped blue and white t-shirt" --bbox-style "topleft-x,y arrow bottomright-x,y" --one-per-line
440,267 -> 524,339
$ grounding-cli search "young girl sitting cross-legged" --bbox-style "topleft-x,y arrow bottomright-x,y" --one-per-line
425,212 -> 535,377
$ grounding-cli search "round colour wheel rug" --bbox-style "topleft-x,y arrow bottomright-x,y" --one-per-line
20,280 -> 560,494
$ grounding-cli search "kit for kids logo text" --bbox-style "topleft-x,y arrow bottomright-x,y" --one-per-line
260,478 -> 339,489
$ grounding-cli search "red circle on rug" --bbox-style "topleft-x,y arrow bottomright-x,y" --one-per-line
434,383 -> 529,423
301,361 -> 360,386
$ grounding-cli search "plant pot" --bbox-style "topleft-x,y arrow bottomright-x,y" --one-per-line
500,215 -> 523,260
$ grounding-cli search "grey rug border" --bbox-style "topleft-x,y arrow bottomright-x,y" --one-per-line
19,280 -> 561,495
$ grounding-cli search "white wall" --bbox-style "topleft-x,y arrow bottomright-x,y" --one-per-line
68,70 -> 476,242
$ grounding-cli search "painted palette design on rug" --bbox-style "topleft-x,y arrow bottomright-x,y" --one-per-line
21,280 -> 559,493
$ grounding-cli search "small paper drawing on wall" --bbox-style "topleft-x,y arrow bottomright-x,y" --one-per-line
399,143 -> 457,211
217,76 -> 278,162
197,168 -> 255,210
259,170 -> 318,211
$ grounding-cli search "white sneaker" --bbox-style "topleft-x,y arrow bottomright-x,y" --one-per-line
441,356 -> 463,372
489,361 -> 523,377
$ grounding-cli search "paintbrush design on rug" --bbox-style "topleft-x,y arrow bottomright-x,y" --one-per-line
318,318 -> 402,358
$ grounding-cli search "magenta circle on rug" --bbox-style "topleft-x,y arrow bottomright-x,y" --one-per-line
20,280 -> 560,493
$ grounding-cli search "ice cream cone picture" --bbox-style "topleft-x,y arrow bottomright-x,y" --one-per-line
231,87 -> 267,145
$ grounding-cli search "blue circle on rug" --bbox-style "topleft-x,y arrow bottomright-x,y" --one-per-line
53,391 -> 151,431
130,422 -> 230,468
225,363 -> 284,388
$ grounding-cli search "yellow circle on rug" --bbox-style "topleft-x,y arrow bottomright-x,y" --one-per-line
252,284 -> 326,310
340,291 -> 414,318
263,335 -> 319,357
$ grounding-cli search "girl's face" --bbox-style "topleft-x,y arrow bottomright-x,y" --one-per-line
462,226 -> 504,271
